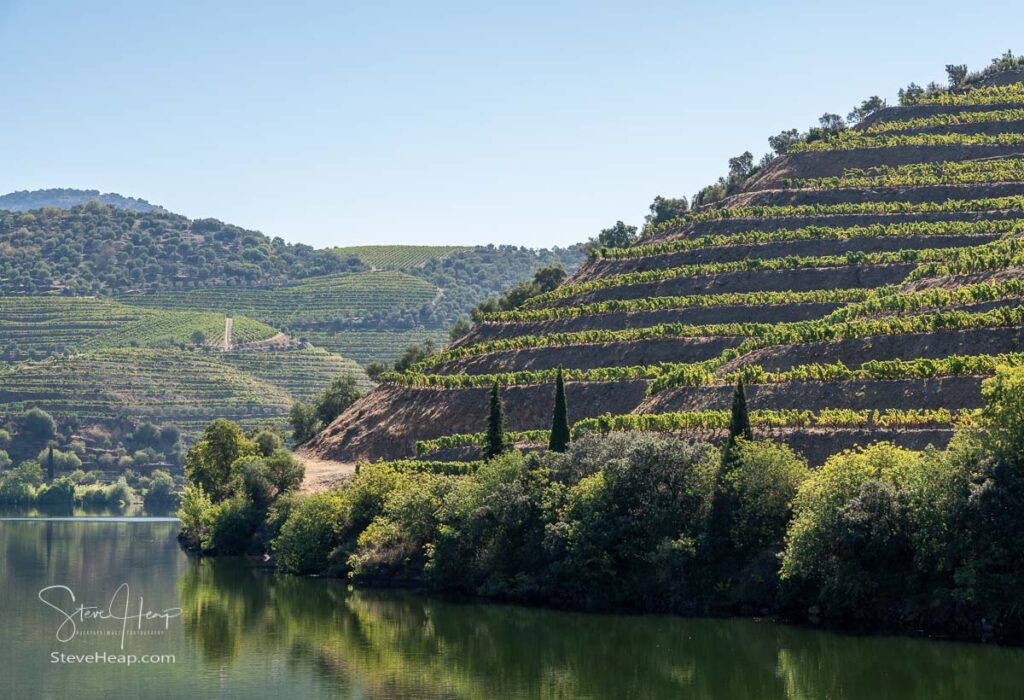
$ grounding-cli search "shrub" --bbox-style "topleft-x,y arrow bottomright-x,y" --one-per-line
144,469 -> 178,507
178,484 -> 215,550
272,491 -> 347,574
265,449 -> 304,495
202,494 -> 260,554
35,476 -> 76,509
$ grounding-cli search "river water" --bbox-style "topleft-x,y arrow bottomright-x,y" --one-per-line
2,517 -> 1023,699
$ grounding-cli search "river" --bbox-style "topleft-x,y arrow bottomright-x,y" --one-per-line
1,517 -> 1022,699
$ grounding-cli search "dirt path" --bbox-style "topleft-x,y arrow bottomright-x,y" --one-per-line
295,451 -> 356,494
223,316 -> 233,351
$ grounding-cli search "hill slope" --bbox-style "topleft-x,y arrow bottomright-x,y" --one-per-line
307,69 -> 1024,465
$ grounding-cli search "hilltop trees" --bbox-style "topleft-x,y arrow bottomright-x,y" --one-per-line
598,221 -> 639,249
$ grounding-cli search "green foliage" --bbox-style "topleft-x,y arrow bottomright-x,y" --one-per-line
646,194 -> 1024,238
597,221 -> 639,249
36,447 -> 81,474
21,408 -> 56,441
313,375 -> 364,428
485,383 -> 507,460
333,245 -> 469,270
602,219 -> 1023,261
0,204 -> 363,296
34,476 -> 76,509
184,419 -> 258,501
203,494 -> 260,554
784,159 -> 1024,190
143,469 -> 179,507
524,242 -> 993,308
726,380 -> 752,451
480,287 -> 879,324
273,465 -> 400,575
287,403 -> 319,444
549,369 -> 570,453
265,449 -> 305,495
792,132 -> 1024,153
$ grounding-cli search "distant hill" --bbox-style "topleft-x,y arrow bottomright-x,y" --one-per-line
0,188 -> 162,213
0,204 -> 365,295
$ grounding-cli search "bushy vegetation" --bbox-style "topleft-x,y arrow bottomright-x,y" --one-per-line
177,418 -> 304,554
288,374 -> 365,443
182,367 -> 1024,641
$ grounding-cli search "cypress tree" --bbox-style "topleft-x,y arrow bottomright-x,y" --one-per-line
47,446 -> 55,481
725,378 -> 752,453
549,368 -> 570,452
485,382 -> 507,459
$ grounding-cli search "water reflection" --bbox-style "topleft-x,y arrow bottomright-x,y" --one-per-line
179,556 -> 1024,700
2,519 -> 1023,700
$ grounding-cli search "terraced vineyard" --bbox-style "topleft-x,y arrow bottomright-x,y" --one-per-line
304,69 -> 1024,465
0,296 -> 276,361
0,348 -> 294,434
334,245 -> 470,270
0,296 -> 371,439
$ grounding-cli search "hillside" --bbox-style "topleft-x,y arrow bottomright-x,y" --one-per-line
0,200 -> 583,362
307,68 -> 1024,466
0,295 -> 370,436
0,188 -> 161,213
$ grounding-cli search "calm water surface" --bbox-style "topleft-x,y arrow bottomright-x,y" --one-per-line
1,518 -> 1023,699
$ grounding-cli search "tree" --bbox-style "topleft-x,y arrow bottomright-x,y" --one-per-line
727,151 -> 754,184
288,402 -> 319,444
485,382 -> 507,459
898,82 -> 924,105
818,113 -> 846,135
184,419 -> 257,501
549,368 -> 570,453
768,129 -> 802,155
945,63 -> 968,88
725,379 -> 752,454
847,96 -> 887,124
190,330 -> 207,346
644,196 -> 689,228
314,375 -> 364,428
364,361 -> 390,381
597,221 -> 638,249
394,339 -> 436,372
46,446 -> 55,481
448,317 -> 472,342
21,408 -> 56,442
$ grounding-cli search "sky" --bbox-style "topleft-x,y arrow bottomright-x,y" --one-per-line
1,1 -> 1021,249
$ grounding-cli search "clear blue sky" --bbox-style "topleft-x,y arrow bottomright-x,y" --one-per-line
1,1 -> 1020,249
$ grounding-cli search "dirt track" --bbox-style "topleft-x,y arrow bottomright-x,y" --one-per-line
295,451 -> 355,494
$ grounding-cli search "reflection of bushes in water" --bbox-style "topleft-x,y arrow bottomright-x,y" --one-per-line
775,629 -> 1024,700
173,560 -> 1024,699
178,557 -> 272,664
